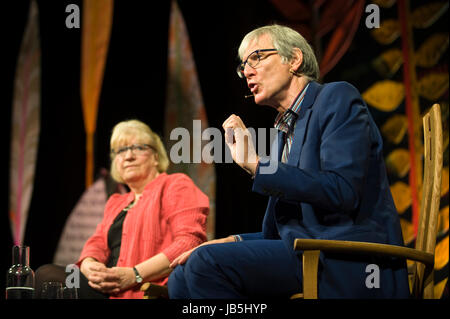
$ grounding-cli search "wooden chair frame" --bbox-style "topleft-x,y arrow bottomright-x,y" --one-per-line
293,104 -> 443,299
141,282 -> 169,299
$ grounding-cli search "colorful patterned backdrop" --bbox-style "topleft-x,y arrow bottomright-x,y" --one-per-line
271,0 -> 449,298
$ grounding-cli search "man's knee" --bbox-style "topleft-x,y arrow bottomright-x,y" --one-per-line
168,265 -> 183,286
168,265 -> 189,299
184,245 -> 218,275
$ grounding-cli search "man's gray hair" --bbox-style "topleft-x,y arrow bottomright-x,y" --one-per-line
238,24 -> 320,81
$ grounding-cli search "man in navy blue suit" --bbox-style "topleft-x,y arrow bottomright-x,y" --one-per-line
168,24 -> 410,298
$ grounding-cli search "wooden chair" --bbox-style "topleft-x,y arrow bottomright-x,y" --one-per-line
293,103 -> 443,299
141,282 -> 169,299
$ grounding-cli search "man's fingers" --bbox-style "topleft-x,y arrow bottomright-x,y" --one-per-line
224,128 -> 234,145
222,114 -> 237,128
223,114 -> 245,129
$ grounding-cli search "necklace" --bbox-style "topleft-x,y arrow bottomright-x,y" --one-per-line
123,200 -> 136,211
123,193 -> 142,211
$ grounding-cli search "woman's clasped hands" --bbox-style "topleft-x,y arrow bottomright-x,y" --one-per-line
80,258 -> 136,295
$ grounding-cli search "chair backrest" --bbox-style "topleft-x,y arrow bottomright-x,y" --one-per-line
412,103 -> 443,298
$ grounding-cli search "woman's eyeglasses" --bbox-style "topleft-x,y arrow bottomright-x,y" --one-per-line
111,144 -> 154,157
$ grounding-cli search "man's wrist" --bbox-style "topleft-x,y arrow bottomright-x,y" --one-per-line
232,235 -> 243,242
245,157 -> 260,177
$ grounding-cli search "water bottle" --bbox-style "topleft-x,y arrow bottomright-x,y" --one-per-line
6,245 -> 35,299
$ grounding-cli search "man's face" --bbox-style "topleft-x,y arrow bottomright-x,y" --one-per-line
242,34 -> 292,107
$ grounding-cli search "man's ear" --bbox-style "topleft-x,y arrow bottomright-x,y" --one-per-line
290,48 -> 303,73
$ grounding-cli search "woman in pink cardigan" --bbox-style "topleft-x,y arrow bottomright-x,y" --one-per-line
36,120 -> 209,299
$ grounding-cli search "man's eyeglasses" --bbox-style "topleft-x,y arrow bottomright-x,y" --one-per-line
236,48 -> 278,78
111,143 -> 154,158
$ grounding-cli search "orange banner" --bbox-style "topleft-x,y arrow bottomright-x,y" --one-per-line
164,0 -> 216,239
81,0 -> 114,188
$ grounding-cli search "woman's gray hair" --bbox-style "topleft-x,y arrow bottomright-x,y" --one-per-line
238,24 -> 320,81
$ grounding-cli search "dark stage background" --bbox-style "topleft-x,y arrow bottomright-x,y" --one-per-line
2,0 -> 448,298
1,0 -> 289,293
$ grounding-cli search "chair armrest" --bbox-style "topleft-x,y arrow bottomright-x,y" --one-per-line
293,239 -> 434,299
141,282 -> 169,299
293,239 -> 434,267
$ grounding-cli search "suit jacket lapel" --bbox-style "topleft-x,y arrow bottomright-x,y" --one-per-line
287,109 -> 312,166
276,130 -> 284,161
286,81 -> 322,167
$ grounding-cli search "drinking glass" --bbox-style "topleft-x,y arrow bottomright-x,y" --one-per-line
41,282 -> 63,299
63,286 -> 78,299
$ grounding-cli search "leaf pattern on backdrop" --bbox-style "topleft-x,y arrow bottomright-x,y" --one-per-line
164,0 -> 216,240
9,0 -> 41,246
364,0 -> 449,298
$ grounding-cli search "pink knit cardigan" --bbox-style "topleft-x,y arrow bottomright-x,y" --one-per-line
77,173 -> 209,299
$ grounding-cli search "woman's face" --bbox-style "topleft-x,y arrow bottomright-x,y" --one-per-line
113,137 -> 159,186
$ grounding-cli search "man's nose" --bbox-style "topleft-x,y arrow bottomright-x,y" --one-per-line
243,63 -> 255,78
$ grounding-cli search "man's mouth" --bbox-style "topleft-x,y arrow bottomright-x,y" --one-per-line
248,82 -> 258,94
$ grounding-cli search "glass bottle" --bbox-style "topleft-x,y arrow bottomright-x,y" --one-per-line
6,245 -> 35,299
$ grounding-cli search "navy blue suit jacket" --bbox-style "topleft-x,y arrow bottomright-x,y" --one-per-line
243,81 -> 410,298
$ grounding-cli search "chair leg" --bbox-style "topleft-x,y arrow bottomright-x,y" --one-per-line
302,250 -> 320,299
141,282 -> 169,299
422,266 -> 435,299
